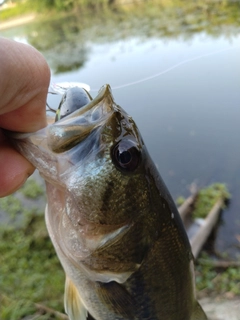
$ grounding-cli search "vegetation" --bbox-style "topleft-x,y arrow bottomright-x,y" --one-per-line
196,252 -> 240,298
21,178 -> 44,199
1,0 -> 112,19
0,1 -> 34,21
176,196 -> 185,206
192,183 -> 230,219
176,184 -> 239,297
191,184 -> 240,298
2,0 -> 240,28
176,183 -> 231,218
1,0 -> 240,73
0,178 -> 65,319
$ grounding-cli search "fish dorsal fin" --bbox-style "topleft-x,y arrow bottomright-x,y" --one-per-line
191,302 -> 208,320
96,281 -> 135,318
64,276 -> 88,320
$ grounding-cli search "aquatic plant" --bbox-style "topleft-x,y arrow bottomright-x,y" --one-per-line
196,252 -> 240,298
193,183 -> 230,219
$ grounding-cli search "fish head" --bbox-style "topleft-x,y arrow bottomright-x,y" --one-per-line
47,84 -> 150,228
42,84 -> 163,283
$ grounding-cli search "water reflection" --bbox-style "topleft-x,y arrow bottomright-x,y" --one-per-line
1,0 -> 240,258
2,1 -> 240,74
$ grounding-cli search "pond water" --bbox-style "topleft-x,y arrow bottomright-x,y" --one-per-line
1,1 -> 240,258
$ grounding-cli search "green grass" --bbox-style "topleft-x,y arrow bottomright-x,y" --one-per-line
0,2 -> 34,21
21,178 -> 44,199
0,194 -> 23,219
0,179 -> 65,319
0,0 -> 111,21
196,253 -> 240,298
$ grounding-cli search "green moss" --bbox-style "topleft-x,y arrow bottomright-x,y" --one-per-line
196,253 -> 240,297
0,195 -> 23,219
21,178 -> 44,199
0,213 -> 65,318
0,180 -> 65,319
193,183 -> 230,219
176,196 -> 186,206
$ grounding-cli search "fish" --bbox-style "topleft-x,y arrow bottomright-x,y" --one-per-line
8,84 -> 208,320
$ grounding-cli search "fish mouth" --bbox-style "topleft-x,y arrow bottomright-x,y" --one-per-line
47,84 -> 115,153
6,84 -> 116,184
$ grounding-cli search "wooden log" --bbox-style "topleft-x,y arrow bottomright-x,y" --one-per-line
190,198 -> 224,259
178,193 -> 198,228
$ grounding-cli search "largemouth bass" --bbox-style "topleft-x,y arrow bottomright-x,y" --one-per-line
9,85 -> 207,320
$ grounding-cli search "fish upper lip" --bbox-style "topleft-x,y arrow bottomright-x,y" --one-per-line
56,84 -> 114,121
5,84 -> 114,140
46,84 -> 115,153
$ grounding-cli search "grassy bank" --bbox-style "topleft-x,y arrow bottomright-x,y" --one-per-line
0,178 -> 65,320
1,0 -> 111,21
2,0 -> 240,23
0,2 -> 34,21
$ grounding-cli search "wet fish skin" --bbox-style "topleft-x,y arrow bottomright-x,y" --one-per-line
8,85 -> 207,320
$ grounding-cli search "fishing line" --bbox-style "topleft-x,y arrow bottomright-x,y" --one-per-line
49,44 -> 240,99
90,45 -> 240,92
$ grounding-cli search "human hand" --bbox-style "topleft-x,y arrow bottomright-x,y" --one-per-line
0,37 -> 50,197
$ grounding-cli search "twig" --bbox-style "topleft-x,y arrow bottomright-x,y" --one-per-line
178,192 -> 198,224
0,293 -> 68,319
198,259 -> 240,269
35,303 -> 69,319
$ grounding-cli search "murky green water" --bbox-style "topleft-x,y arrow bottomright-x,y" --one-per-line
1,0 -> 240,258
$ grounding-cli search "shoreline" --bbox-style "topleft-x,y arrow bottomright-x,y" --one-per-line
0,14 -> 36,31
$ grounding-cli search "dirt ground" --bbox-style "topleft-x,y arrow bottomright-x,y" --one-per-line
201,298 -> 240,320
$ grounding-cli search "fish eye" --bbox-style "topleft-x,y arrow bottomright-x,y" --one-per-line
112,140 -> 140,171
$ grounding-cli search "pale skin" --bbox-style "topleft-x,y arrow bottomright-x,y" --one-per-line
0,37 -> 50,197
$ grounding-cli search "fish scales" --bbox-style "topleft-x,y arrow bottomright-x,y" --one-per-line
8,85 -> 208,320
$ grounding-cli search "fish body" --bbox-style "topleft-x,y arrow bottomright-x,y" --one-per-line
9,85 -> 207,320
